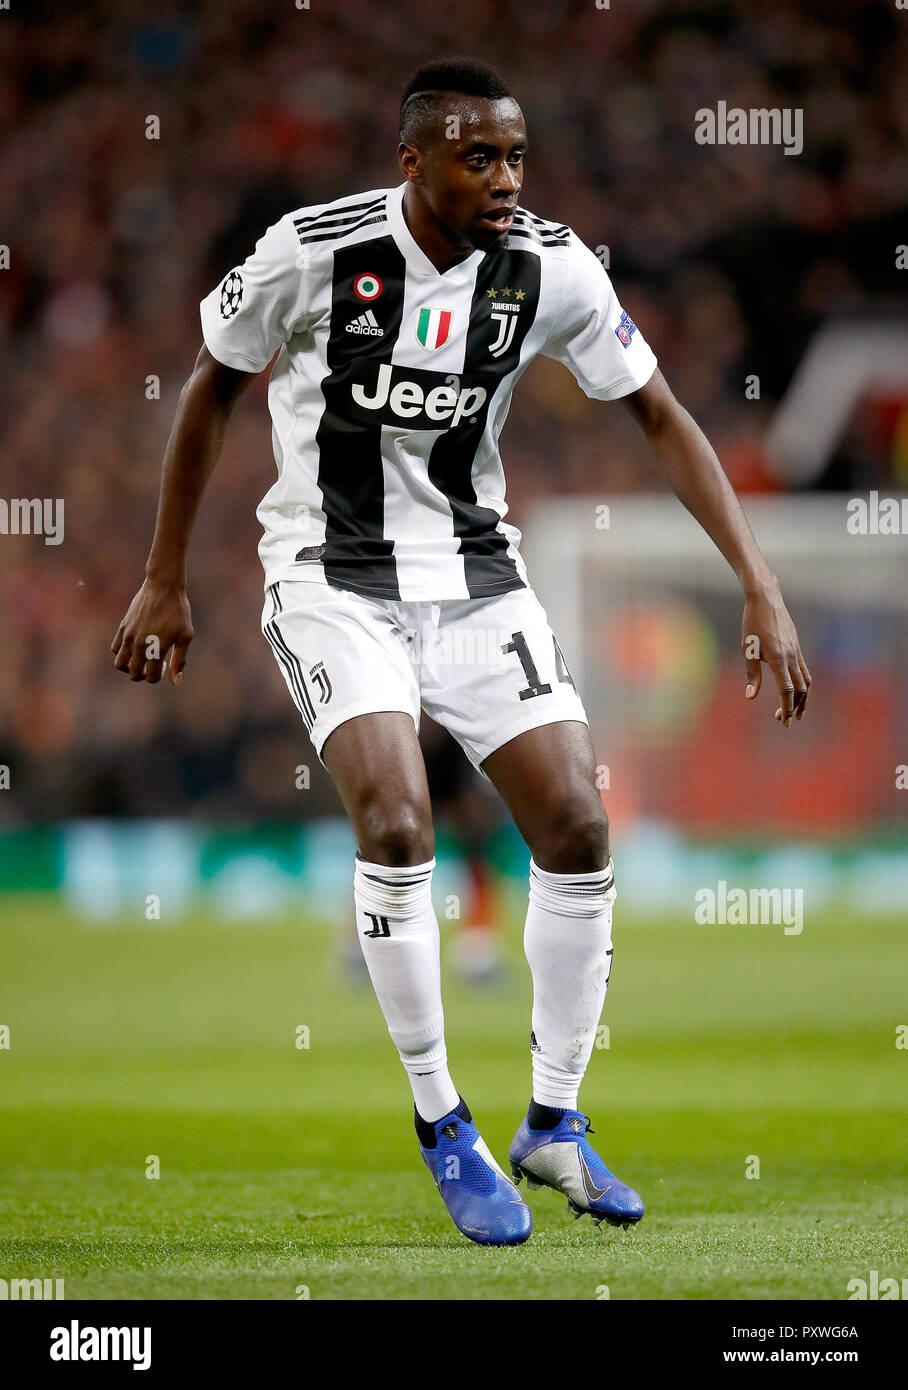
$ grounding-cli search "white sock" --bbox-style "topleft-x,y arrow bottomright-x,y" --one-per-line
523,856 -> 617,1110
353,853 -> 459,1123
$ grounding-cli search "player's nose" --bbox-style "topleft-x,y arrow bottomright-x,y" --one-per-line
492,161 -> 521,195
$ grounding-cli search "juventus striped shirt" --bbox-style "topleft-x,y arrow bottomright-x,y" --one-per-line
200,182 -> 657,601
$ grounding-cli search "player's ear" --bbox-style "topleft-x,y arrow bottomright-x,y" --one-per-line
398,143 -> 423,182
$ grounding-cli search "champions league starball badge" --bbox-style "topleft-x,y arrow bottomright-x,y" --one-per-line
219,270 -> 244,319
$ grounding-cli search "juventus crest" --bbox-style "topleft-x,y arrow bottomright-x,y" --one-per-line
485,286 -> 525,358
309,660 -> 333,704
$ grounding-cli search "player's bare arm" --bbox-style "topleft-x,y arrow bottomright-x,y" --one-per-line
110,344 -> 255,684
621,367 -> 811,727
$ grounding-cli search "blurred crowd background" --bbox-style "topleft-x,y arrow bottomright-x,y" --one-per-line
1,0 -> 907,825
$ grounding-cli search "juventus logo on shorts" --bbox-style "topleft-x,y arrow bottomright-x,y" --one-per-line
309,660 -> 333,704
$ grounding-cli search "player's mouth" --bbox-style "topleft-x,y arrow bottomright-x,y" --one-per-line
478,205 -> 517,232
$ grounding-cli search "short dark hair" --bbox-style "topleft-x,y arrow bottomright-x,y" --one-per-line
399,57 -> 513,146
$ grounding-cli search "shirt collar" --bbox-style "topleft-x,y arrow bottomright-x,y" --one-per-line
386,182 -> 484,280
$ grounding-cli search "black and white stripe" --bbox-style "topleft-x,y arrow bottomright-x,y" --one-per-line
354,851 -> 434,888
424,247 -> 541,596
314,235 -> 409,597
262,582 -> 316,729
530,860 -> 616,896
293,195 -> 388,246
510,210 -> 571,247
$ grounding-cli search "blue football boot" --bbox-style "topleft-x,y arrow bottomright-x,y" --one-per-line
509,1107 -> 644,1229
418,1098 -> 532,1246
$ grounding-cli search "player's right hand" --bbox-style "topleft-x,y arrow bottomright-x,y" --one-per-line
110,578 -> 194,685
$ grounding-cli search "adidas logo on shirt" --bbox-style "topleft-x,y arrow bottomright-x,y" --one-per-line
346,308 -> 383,337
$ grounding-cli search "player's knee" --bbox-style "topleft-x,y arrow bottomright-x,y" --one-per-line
534,802 -> 609,873
356,795 -> 434,866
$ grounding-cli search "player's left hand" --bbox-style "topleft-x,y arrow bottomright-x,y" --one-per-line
741,582 -> 811,728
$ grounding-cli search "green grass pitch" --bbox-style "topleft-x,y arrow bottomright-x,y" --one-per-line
0,894 -> 905,1300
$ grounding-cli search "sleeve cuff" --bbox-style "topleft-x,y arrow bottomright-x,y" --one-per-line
585,353 -> 657,401
199,308 -> 267,374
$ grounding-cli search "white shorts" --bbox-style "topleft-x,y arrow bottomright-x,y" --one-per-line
260,579 -> 589,780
